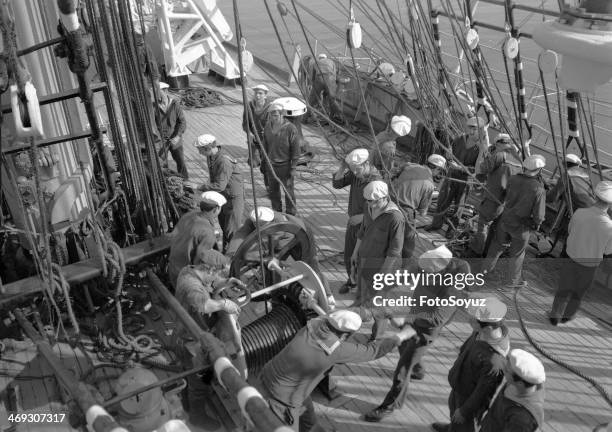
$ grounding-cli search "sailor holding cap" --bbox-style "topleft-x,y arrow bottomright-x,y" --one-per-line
479,349 -> 546,432
264,102 -> 301,215
167,191 -> 226,288
243,84 -> 270,188
195,134 -> 245,251
333,149 -> 382,294
546,153 -> 596,212
482,154 -> 547,287
427,116 -> 489,231
352,180 -> 405,340
433,295 -> 510,432
390,154 -> 447,258
372,115 -> 412,178
365,245 -> 472,423
153,81 -> 189,179
550,180 -> 612,324
225,206 -> 334,302
258,309 -> 417,432
470,133 -> 523,256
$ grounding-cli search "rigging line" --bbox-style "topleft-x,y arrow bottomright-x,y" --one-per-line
232,0 -> 267,285
377,0 -> 408,55
501,46 -> 522,147
580,95 -> 604,181
349,0 -> 398,59
575,94 -> 600,183
539,68 -> 573,216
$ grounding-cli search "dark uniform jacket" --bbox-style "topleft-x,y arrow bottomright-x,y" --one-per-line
391,163 -> 435,217
261,317 -> 398,408
358,201 -> 405,279
242,99 -> 269,140
332,168 -> 382,217
501,174 -> 546,229
201,147 -> 243,199
155,98 -> 186,146
263,120 -> 300,167
479,148 -> 523,221
547,167 -> 596,212
447,135 -> 480,181
480,385 -> 544,432
447,327 -> 510,421
168,211 -> 221,287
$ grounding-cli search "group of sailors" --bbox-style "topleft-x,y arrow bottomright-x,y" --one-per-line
161,81 -> 612,431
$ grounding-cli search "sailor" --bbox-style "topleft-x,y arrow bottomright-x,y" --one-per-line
332,148 -> 382,294
263,103 -> 301,215
364,245 -> 471,423
174,249 -> 242,427
308,53 -> 342,121
352,180 -> 405,340
226,206 -> 334,303
432,296 -> 510,432
167,191 -> 226,288
479,349 -> 546,432
470,133 -> 523,256
549,181 -> 612,325
258,309 -> 417,432
482,154 -> 547,287
427,116 -> 488,231
546,153 -> 596,212
372,115 -> 412,179
391,154 -> 447,258
154,81 -> 189,179
195,134 -> 245,252
242,84 -> 270,189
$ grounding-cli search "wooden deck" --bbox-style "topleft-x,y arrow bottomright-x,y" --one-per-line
177,66 -> 612,431
0,63 -> 610,431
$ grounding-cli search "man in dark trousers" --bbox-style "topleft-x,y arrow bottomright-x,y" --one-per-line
195,134 -> 245,252
242,84 -> 270,189
258,309 -> 417,432
470,133 -> 523,256
264,102 -> 301,215
549,181 -> 612,324
168,191 -> 226,288
427,116 -> 488,230
479,349 -> 546,432
432,296 -> 510,432
351,180 -> 405,340
309,53 -> 341,120
154,81 -> 188,179
364,245 -> 471,422
391,154 -> 446,258
332,148 -> 382,294
482,154 -> 547,287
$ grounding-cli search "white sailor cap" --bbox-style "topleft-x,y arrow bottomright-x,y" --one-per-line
200,191 -> 227,207
391,115 -> 412,136
594,180 -> 612,203
523,154 -> 546,171
494,133 -> 512,144
158,81 -> 170,90
195,134 -> 217,148
268,102 -> 284,113
427,154 -> 447,169
467,296 -> 507,322
418,245 -> 453,273
363,180 -> 388,200
252,84 -> 269,93
318,53 -> 327,60
327,310 -> 362,332
565,153 -> 582,165
345,148 -> 369,166
508,349 -> 546,385
249,207 -> 275,223
466,116 -> 486,128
